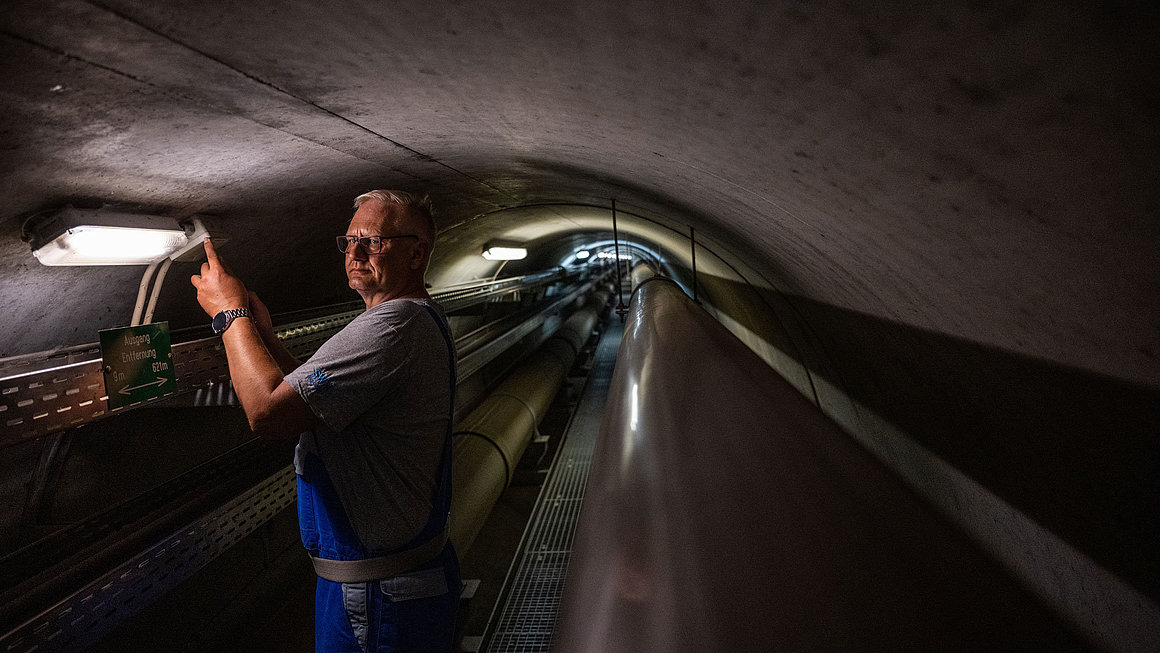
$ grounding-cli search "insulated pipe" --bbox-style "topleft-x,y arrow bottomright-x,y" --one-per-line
629,263 -> 656,290
130,261 -> 160,326
449,289 -> 609,554
554,278 -> 1084,652
142,258 -> 173,325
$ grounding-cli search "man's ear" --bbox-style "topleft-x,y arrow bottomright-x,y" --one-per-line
410,240 -> 430,270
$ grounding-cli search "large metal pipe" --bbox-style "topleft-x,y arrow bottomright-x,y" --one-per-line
629,263 -> 656,289
449,289 -> 610,553
554,277 -> 1083,651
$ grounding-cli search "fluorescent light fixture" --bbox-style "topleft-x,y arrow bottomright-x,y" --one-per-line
482,246 -> 527,260
35,225 -> 189,266
481,241 -> 527,261
28,207 -> 192,266
575,250 -> 591,259
596,251 -> 632,260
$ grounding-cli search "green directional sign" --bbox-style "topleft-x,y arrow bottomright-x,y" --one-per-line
99,322 -> 176,410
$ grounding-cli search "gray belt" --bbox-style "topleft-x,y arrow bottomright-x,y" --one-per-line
310,527 -> 448,584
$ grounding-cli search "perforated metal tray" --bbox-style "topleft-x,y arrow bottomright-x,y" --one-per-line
0,269 -> 580,447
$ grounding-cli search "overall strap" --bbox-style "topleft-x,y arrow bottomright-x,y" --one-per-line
421,303 -> 457,527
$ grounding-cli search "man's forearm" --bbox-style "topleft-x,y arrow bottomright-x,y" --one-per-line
220,318 -> 291,425
257,327 -> 300,374
191,238 -> 316,437
219,317 -> 319,438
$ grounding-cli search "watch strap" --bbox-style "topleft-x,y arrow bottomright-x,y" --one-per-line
213,307 -> 251,334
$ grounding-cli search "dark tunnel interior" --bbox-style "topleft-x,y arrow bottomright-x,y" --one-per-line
1,1 -> 1158,651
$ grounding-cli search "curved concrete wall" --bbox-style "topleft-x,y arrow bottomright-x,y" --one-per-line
0,1 -> 1156,647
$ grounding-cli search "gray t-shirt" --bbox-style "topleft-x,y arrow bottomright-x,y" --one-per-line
286,297 -> 453,553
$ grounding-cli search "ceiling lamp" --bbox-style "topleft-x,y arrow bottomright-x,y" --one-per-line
596,251 -> 631,260
27,207 -> 197,266
481,241 -> 527,261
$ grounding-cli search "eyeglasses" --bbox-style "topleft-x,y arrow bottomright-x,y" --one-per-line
336,234 -> 419,254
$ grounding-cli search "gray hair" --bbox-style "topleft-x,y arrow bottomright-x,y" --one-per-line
353,189 -> 436,244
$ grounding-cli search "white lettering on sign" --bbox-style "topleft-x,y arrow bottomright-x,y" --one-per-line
124,333 -> 151,347
121,349 -> 158,363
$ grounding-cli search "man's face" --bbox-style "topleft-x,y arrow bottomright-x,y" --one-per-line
344,200 -> 419,300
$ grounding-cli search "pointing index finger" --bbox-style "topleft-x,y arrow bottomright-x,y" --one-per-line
202,237 -> 220,265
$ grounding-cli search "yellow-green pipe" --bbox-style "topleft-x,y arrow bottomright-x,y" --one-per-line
449,290 -> 608,553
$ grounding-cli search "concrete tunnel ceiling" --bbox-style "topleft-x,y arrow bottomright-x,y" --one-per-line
0,0 -> 1153,372
1,0 -> 1159,641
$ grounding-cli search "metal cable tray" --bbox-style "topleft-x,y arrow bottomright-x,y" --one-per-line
0,461 -> 299,652
0,437 -> 293,632
0,268 -> 583,447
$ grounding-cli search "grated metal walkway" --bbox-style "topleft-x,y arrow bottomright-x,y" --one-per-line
482,318 -> 622,652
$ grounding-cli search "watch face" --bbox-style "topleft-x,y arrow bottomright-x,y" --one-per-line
212,312 -> 228,333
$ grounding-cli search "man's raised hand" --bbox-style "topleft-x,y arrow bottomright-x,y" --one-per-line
190,237 -> 249,317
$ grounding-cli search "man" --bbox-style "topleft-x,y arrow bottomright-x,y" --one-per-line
191,190 -> 459,652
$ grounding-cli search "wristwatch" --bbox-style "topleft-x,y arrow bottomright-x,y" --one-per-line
211,307 -> 251,334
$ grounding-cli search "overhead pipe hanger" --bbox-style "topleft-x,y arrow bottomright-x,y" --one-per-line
611,199 -> 629,322
690,225 -> 700,305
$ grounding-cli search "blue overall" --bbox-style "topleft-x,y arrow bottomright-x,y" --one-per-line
297,305 -> 459,652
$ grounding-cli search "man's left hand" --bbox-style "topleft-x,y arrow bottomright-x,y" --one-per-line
190,237 -> 249,316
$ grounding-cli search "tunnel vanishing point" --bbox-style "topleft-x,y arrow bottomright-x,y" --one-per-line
0,1 -> 1158,651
